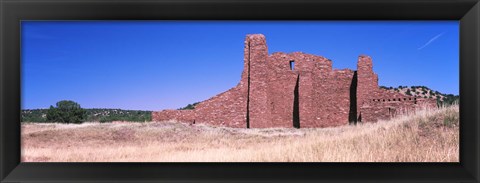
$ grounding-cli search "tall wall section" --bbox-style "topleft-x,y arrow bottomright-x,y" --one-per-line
245,34 -> 271,128
264,52 -> 353,128
323,69 -> 355,127
309,57 -> 353,128
356,55 -> 379,122
265,52 -> 298,128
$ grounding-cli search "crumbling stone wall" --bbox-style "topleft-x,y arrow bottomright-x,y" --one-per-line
194,85 -> 247,128
152,34 -> 437,128
152,110 -> 195,124
360,88 -> 437,122
355,55 -> 437,123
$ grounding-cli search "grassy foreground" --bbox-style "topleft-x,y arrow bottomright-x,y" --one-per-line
21,104 -> 459,162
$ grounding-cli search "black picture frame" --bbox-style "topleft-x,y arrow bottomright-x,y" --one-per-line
1,0 -> 479,182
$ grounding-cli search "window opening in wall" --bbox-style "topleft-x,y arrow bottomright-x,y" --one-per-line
289,60 -> 295,70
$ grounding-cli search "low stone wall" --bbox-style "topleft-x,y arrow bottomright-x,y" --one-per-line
360,88 -> 437,122
194,84 -> 248,128
152,110 -> 195,124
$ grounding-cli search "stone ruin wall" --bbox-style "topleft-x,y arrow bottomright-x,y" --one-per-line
359,88 -> 437,122
355,55 -> 437,122
265,52 -> 356,128
152,34 -> 437,128
152,109 -> 195,123
245,34 -> 271,128
193,85 -> 247,128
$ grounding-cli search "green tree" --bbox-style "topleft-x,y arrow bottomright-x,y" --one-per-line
46,100 -> 86,123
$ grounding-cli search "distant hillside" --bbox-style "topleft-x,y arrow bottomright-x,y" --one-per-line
21,109 -> 151,123
379,85 -> 459,106
178,102 -> 200,110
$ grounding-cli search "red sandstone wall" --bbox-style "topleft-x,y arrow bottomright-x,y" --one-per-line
265,52 -> 345,128
325,69 -> 355,127
356,55 -> 378,122
246,34 -> 271,128
356,55 -> 437,122
361,89 -> 417,122
265,65 -> 297,127
304,69 -> 354,128
361,88 -> 437,122
152,110 -> 195,123
152,34 -> 438,128
194,84 -> 247,128
289,53 -> 320,128
310,58 -> 351,128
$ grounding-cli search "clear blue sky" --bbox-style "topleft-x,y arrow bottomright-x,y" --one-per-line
22,21 -> 459,110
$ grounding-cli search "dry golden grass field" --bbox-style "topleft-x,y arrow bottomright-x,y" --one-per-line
21,104 -> 459,162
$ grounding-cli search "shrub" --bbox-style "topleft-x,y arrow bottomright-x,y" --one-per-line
178,102 -> 200,110
21,109 -> 48,122
405,89 -> 412,96
46,100 -> 86,123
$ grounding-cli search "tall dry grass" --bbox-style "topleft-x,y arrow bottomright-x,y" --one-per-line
21,104 -> 459,162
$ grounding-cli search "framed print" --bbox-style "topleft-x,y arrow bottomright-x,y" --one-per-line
19,21 -> 459,163
1,0 -> 479,182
